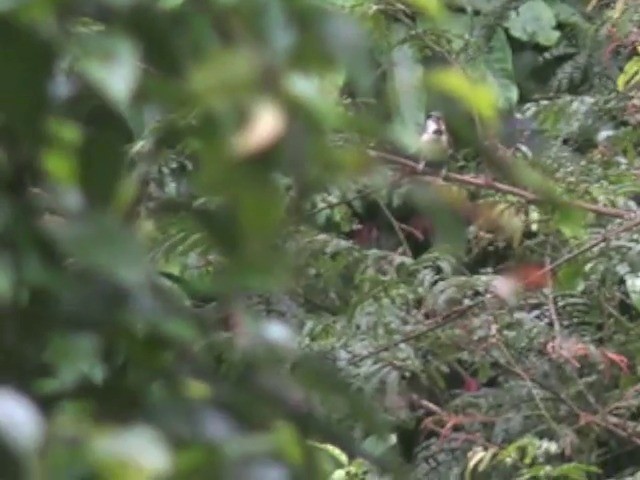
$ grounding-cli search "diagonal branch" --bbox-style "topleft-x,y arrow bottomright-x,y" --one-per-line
367,148 -> 634,219
352,214 -> 640,364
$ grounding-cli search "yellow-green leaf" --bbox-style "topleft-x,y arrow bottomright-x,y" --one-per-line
425,67 -> 498,124
617,56 -> 640,92
406,0 -> 447,19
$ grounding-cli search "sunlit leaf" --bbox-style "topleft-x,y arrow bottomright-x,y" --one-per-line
617,56 -> 640,92
309,441 -> 349,467
90,424 -> 174,479
406,0 -> 447,19
43,117 -> 83,186
232,98 -> 288,158
425,67 -> 498,124
473,201 -> 525,246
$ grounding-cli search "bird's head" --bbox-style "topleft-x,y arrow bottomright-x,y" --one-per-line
420,111 -> 450,150
423,111 -> 445,133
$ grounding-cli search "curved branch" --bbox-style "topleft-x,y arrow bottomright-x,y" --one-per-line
367,149 -> 634,219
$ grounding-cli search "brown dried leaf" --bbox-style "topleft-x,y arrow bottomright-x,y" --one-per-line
232,98 -> 288,158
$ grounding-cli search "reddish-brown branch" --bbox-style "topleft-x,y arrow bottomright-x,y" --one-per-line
367,148 -> 634,219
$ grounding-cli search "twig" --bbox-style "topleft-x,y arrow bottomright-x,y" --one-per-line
375,198 -> 412,256
545,255 -> 562,337
367,148 -> 634,219
352,214 -> 640,363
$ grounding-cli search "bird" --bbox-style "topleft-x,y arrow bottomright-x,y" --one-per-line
416,111 -> 452,172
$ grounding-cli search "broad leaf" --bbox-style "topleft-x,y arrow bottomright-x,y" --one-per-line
72,31 -> 143,109
504,0 -> 561,47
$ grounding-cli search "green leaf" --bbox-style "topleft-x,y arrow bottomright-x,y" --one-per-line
38,333 -> 106,394
425,67 -> 498,124
624,273 -> 640,314
189,47 -> 260,109
43,117 -> 83,186
486,28 -> 519,108
388,25 -> 427,131
617,56 -> 640,92
309,441 -> 349,468
272,421 -> 304,466
449,0 -> 505,13
430,12 -> 473,51
409,184 -> 468,256
72,31 -> 143,109
0,18 -> 53,142
546,0 -> 587,26
79,105 -> 132,209
405,0 -> 446,19
555,261 -> 586,292
553,206 -> 589,240
471,27 -> 519,109
48,215 -> 150,286
504,0 -> 560,47
90,424 -> 174,479
0,0 -> 31,12
321,11 -> 373,96
361,434 -> 396,457
551,463 -> 600,479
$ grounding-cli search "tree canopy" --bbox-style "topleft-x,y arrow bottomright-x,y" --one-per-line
1,0 -> 640,479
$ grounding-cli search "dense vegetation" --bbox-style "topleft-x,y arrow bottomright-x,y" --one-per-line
1,0 -> 640,478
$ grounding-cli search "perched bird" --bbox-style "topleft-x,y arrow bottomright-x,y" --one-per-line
417,111 -> 452,171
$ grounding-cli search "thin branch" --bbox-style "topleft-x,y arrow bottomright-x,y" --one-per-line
352,214 -> 640,363
368,148 -> 634,219
375,197 -> 412,256
545,255 -> 562,337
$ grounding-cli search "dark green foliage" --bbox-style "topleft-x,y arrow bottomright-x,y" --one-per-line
1,0 -> 640,479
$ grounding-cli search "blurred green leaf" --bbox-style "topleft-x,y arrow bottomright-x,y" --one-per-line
553,206 -> 589,240
449,0 -> 504,13
48,214 -> 149,286
309,441 -> 349,468
406,0 -> 446,19
0,0 -> 638,479
482,28 -> 519,109
38,333 -> 106,394
189,48 -> 260,110
388,25 -> 427,132
0,0 -> 30,12
504,0 -> 561,47
79,106 -> 132,209
624,273 -> 640,314
546,0 -> 587,26
555,261 -> 586,292
0,18 -> 53,142
425,67 -> 498,124
617,56 -> 640,92
90,424 -> 174,480
43,117 -> 83,186
72,31 -> 143,109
